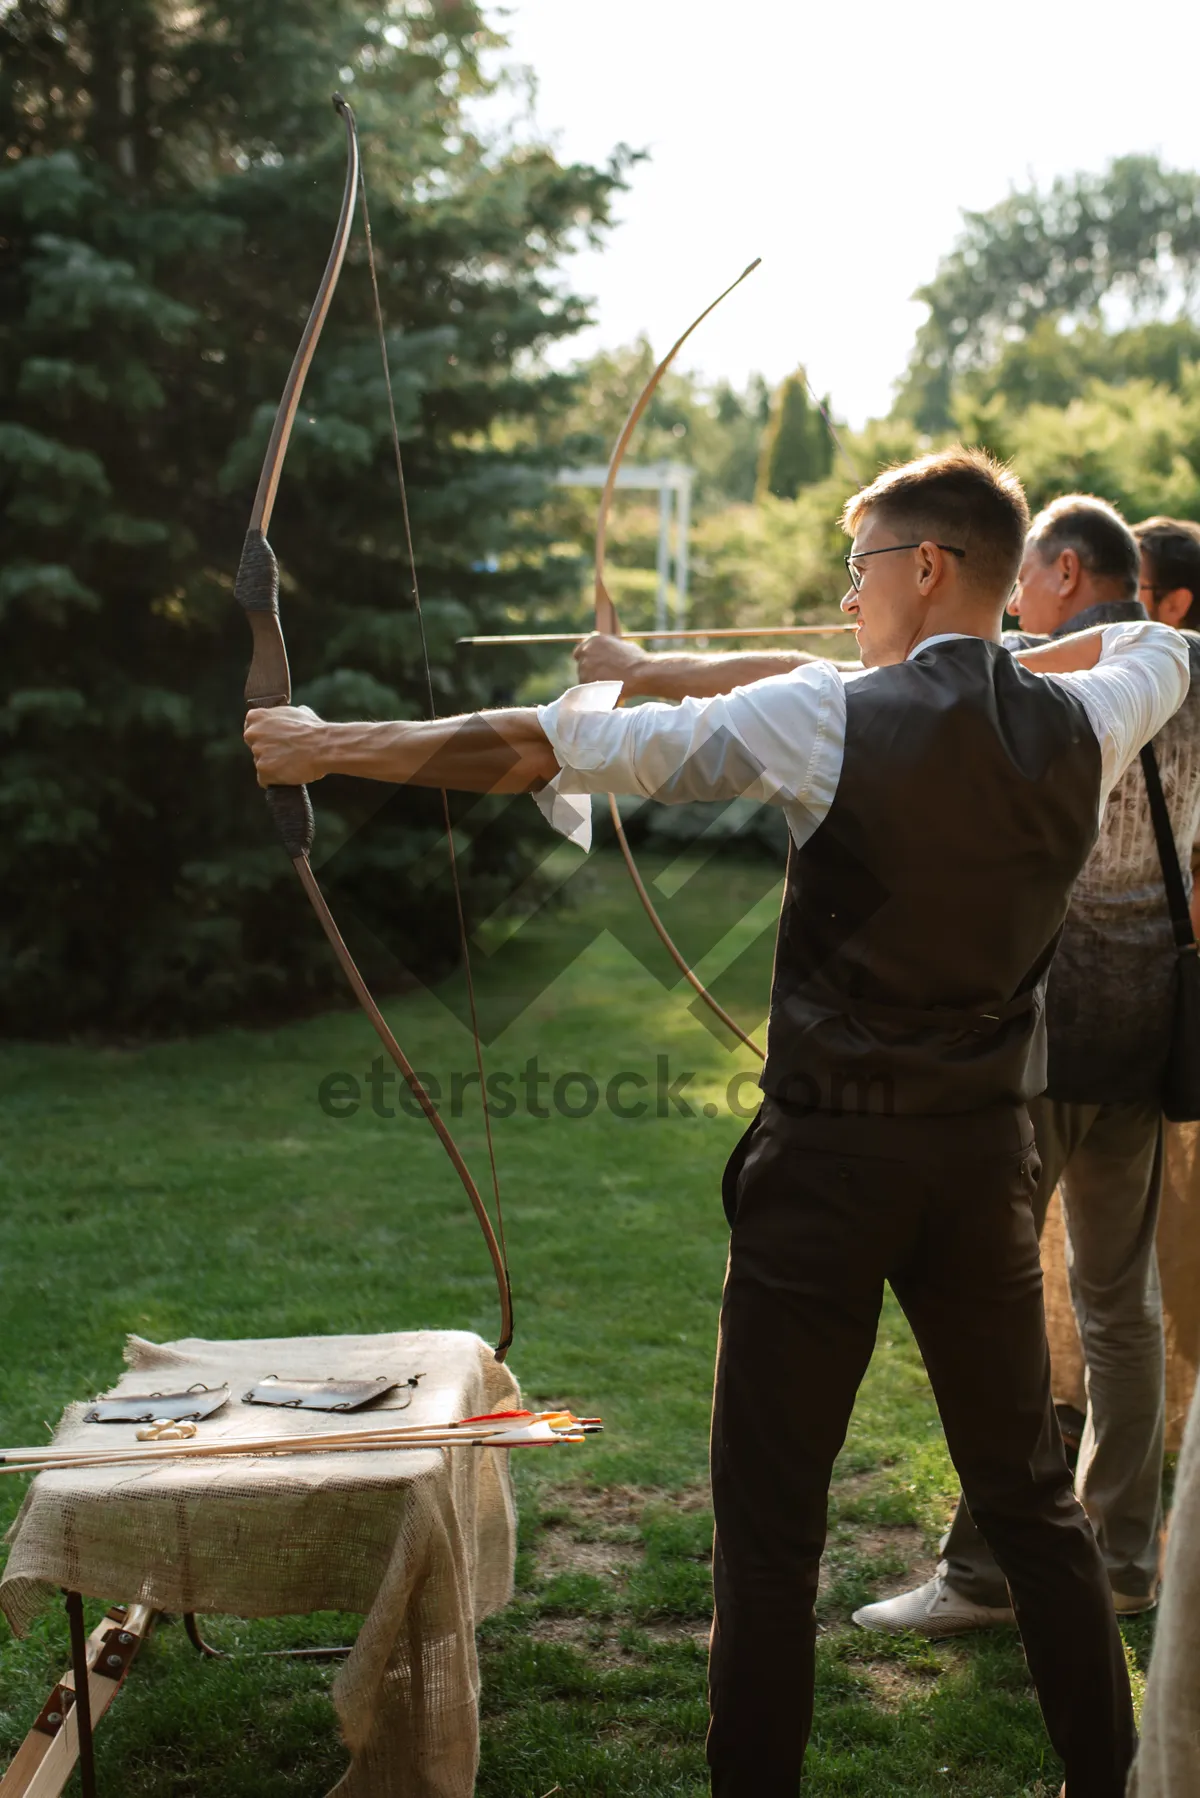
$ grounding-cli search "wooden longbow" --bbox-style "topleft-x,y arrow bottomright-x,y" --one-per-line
590,264 -> 769,1059
235,96 -> 513,1361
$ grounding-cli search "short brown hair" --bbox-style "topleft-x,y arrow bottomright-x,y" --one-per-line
1134,516 -> 1200,627
1028,495 -> 1139,600
841,447 -> 1030,600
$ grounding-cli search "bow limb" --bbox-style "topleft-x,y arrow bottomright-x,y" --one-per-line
234,96 -> 513,1361
292,859 -> 513,1362
238,95 -> 359,739
593,258 -> 760,635
592,261 -> 766,1061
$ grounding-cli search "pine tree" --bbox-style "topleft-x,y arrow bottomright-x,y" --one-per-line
755,369 -> 833,500
0,0 -> 626,1033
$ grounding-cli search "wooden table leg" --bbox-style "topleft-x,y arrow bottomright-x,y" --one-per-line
0,1603 -> 154,1798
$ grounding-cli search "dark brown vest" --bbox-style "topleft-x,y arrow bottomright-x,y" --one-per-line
762,638 -> 1102,1116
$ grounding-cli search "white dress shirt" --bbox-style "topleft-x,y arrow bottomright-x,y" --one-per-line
534,623 -> 1191,852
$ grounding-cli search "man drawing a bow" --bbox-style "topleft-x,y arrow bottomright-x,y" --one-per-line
247,448 -> 1188,1798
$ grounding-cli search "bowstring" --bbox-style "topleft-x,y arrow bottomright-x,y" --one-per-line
356,158 -> 510,1291
799,368 -> 861,486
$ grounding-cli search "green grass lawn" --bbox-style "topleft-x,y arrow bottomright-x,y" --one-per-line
0,851 -> 1152,1795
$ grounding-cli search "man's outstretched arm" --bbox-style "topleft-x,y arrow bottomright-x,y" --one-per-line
1011,629 -> 1107,674
1018,620 -> 1191,806
244,704 -> 559,794
572,632 -> 848,699
245,653 -> 844,831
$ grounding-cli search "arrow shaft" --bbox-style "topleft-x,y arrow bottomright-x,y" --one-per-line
458,624 -> 857,646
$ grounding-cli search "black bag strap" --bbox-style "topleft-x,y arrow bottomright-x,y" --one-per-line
1141,741 -> 1197,952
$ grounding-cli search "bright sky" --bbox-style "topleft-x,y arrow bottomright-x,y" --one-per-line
485,0 -> 1200,426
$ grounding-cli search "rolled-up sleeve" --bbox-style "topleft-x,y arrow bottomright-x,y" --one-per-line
1048,621 -> 1192,808
533,662 -> 847,850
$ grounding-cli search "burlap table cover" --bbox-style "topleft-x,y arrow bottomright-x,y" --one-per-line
1042,1119 -> 1200,1452
0,1330 -> 520,1797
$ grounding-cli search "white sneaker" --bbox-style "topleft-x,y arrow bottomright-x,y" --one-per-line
1112,1589 -> 1156,1616
852,1574 -> 1016,1638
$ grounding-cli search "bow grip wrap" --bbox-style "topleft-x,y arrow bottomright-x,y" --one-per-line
236,528 -> 291,704
237,527 -> 315,862
263,782 -> 314,861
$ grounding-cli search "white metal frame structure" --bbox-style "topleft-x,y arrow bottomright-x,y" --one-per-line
556,462 -> 694,638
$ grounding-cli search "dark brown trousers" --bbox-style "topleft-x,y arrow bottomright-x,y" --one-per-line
707,1098 -> 1135,1798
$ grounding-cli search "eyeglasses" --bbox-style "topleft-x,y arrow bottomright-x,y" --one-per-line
844,543 -> 966,592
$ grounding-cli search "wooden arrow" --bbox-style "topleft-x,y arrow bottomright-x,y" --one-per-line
457,624 -> 858,646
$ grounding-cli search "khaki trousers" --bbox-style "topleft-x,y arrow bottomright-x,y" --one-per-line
942,1094 -> 1165,1604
